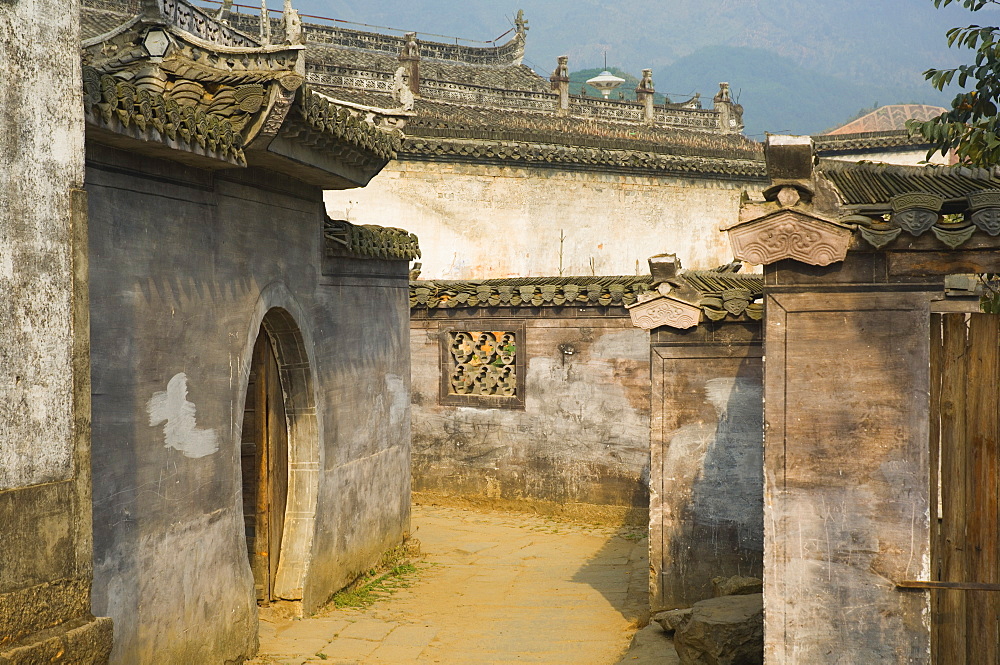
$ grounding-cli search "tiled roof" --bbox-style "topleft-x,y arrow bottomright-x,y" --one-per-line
818,159 -> 1000,207
307,44 -> 397,73
410,272 -> 764,322
307,44 -> 547,92
296,89 -> 402,163
411,276 -> 654,308
81,7 -> 131,40
402,98 -> 761,155
83,66 -> 248,166
401,136 -> 765,179
387,97 -> 766,176
421,62 -> 547,92
825,104 -> 946,135
325,217 -> 420,261
81,0 -> 758,177
813,129 -> 934,155
682,270 -> 763,295
681,271 -> 763,322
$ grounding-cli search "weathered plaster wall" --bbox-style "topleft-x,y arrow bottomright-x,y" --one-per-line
825,150 -> 951,167
326,162 -> 761,279
0,0 -> 112,659
764,257 -> 933,664
410,310 -> 649,520
650,322 -> 763,612
1,0 -> 84,490
86,144 -> 410,664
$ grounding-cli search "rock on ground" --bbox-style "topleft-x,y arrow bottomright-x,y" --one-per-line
652,608 -> 692,634
711,576 -> 763,598
673,593 -> 763,665
615,623 -> 680,665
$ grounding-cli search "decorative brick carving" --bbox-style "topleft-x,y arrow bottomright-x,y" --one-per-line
447,331 -> 517,397
932,224 -> 977,249
967,189 -> 1000,211
968,190 -> 1000,236
971,208 -> 1000,236
722,289 -> 753,316
890,192 -> 944,213
890,192 -> 943,236
727,210 -> 852,267
892,208 -> 939,236
859,224 -> 902,249
438,322 -> 525,409
627,296 -> 701,330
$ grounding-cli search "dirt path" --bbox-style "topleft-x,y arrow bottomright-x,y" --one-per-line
251,503 -> 649,665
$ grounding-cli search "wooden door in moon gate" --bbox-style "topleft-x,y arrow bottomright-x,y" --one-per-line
241,328 -> 290,604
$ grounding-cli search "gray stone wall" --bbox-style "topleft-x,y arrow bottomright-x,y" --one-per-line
410,311 -> 649,521
0,0 -> 112,660
86,144 -> 410,663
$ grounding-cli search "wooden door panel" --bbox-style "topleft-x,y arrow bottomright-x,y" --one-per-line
240,328 -> 291,604
264,340 -> 288,596
931,313 -> 1000,664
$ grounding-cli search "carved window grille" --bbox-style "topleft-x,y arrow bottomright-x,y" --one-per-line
439,322 -> 525,408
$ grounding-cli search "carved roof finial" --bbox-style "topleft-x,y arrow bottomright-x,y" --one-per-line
283,0 -> 303,45
401,31 -> 420,60
550,55 -> 569,83
714,82 -> 731,104
515,9 -> 529,35
216,0 -> 234,21
636,68 -> 654,93
260,0 -> 271,45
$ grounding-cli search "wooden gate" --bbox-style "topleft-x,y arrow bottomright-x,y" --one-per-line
649,323 -> 763,611
923,313 -> 1000,663
241,328 -> 290,604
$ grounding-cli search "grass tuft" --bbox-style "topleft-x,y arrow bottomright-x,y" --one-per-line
325,540 -> 423,610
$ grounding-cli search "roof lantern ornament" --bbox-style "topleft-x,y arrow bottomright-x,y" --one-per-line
586,53 -> 625,99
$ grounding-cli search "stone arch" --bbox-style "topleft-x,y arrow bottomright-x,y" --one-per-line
237,284 -> 321,600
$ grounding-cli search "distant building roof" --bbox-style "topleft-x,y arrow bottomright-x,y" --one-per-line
81,0 -> 765,180
825,104 -> 946,135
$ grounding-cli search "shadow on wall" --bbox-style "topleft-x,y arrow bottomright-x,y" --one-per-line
571,354 -> 763,623
688,355 -> 764,560
669,354 -> 764,603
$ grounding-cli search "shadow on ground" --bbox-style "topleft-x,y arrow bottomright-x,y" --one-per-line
570,518 -> 650,627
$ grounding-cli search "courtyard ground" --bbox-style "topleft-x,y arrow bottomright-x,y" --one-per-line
249,503 -> 678,665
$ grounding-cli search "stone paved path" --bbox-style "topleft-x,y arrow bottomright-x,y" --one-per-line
250,504 -> 650,665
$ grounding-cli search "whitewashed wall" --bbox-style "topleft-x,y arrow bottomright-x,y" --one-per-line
327,161 -> 763,278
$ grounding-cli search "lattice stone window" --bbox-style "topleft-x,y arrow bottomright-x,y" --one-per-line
439,322 -> 525,408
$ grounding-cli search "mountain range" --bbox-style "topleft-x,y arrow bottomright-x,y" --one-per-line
288,0 -> 996,135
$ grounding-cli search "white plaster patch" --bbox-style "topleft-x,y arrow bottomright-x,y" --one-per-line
385,373 -> 408,426
0,251 -> 14,280
147,373 -> 218,458
705,376 -> 738,416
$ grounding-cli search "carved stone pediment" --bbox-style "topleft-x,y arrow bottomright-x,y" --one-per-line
627,295 -> 701,330
726,209 -> 852,267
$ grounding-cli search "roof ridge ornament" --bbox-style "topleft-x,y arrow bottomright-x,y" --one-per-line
514,9 -> 529,35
